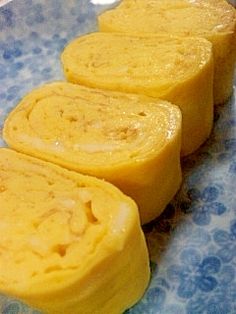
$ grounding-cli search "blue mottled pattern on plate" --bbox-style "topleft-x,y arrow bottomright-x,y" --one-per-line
0,1 -> 235,313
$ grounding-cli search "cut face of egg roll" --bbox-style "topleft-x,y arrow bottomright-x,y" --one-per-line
0,148 -> 150,314
98,0 -> 236,105
61,32 -> 214,156
3,82 -> 182,224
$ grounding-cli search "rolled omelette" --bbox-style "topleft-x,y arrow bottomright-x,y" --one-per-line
0,147 -> 150,314
3,82 -> 182,224
98,0 -> 236,105
61,32 -> 214,156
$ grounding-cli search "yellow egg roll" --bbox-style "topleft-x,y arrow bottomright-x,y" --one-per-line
98,0 -> 236,105
61,33 -> 213,156
3,82 -> 182,224
0,148 -> 150,314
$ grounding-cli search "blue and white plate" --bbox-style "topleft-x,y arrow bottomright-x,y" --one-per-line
0,1 -> 235,313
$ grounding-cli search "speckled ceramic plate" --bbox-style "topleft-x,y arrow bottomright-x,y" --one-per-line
0,1 -> 236,313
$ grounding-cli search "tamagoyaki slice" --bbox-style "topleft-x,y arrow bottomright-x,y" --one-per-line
99,0 -> 236,105
0,147 -> 150,314
61,32 -> 214,156
3,82 -> 182,224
